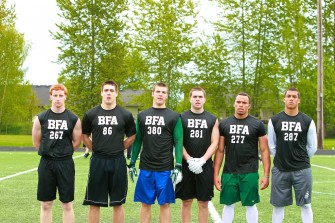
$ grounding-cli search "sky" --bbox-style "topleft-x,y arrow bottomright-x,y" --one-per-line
6,0 -> 218,86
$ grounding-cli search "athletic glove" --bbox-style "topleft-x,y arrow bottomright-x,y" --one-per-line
170,163 -> 183,186
127,162 -> 138,183
187,157 -> 198,173
187,157 -> 206,174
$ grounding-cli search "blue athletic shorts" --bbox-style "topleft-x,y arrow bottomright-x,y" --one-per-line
134,170 -> 175,205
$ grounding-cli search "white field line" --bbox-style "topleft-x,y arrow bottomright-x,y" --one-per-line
313,191 -> 335,196
0,154 -> 84,182
208,201 -> 221,223
311,164 -> 335,171
207,164 -> 335,223
313,181 -> 335,184
1,152 -> 223,222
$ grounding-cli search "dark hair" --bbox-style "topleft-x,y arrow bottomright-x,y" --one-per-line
189,86 -> 206,98
152,82 -> 168,92
235,92 -> 250,104
101,80 -> 118,92
284,87 -> 300,98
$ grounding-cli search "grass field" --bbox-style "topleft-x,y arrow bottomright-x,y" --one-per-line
0,152 -> 334,223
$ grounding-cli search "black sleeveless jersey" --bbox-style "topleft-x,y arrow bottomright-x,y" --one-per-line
38,109 -> 78,158
270,111 -> 312,171
219,115 -> 266,174
82,105 -> 136,157
181,110 -> 217,158
137,107 -> 181,171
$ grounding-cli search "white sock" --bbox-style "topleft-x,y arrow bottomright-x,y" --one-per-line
246,205 -> 258,223
272,206 -> 284,223
301,204 -> 313,223
222,204 -> 235,223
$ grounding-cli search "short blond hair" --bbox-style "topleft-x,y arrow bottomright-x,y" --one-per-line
189,86 -> 206,98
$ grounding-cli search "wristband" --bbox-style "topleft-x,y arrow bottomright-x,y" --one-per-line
264,176 -> 270,178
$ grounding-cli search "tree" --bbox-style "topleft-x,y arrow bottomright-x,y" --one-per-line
53,0 -> 132,117
0,0 -> 35,134
130,0 -> 198,110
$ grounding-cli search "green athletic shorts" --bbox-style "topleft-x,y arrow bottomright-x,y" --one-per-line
220,172 -> 260,206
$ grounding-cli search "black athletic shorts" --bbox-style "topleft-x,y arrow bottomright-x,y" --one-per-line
83,153 -> 128,207
175,159 -> 214,201
37,157 -> 75,203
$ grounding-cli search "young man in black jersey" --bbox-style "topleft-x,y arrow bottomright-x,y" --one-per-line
128,82 -> 183,223
32,83 -> 82,223
213,92 -> 271,223
82,80 -> 136,223
175,86 -> 219,223
268,88 -> 317,223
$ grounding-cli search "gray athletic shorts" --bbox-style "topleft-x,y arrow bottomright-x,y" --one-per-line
270,166 -> 312,207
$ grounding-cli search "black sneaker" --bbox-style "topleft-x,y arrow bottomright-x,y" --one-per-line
84,153 -> 90,158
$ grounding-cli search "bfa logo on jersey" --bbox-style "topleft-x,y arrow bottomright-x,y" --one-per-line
48,120 -> 68,130
229,125 -> 249,135
145,116 -> 165,125
187,119 -> 208,128
281,122 -> 302,132
98,116 -> 118,125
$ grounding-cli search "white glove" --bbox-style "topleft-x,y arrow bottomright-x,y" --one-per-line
187,157 -> 200,173
187,157 -> 206,174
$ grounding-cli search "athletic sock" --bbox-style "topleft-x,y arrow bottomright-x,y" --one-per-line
272,206 -> 284,223
222,204 -> 235,223
301,204 -> 313,223
246,205 -> 258,223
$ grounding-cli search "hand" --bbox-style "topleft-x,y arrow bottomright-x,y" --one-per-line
260,176 -> 269,190
214,175 -> 222,191
171,164 -> 182,186
127,162 -> 138,183
187,157 -> 206,174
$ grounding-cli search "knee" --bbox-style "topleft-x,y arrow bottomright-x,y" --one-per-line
182,199 -> 193,208
197,201 -> 208,210
61,202 -> 73,212
41,201 -> 53,211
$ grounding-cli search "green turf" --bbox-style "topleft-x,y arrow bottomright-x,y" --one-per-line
0,135 -> 34,147
0,152 -> 334,222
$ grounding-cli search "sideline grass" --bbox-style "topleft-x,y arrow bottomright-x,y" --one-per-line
0,135 -> 33,147
0,152 -> 334,222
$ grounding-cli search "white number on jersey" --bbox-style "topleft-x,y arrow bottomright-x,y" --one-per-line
147,126 -> 162,135
190,129 -> 203,138
231,135 -> 245,144
284,132 -> 298,141
50,131 -> 63,139
103,127 -> 113,135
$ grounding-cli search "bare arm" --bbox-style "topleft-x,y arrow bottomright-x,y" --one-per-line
82,134 -> 92,150
213,135 -> 225,191
124,134 -> 136,151
72,118 -> 82,150
202,119 -> 219,161
259,135 -> 271,190
182,147 -> 191,160
32,116 -> 41,149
